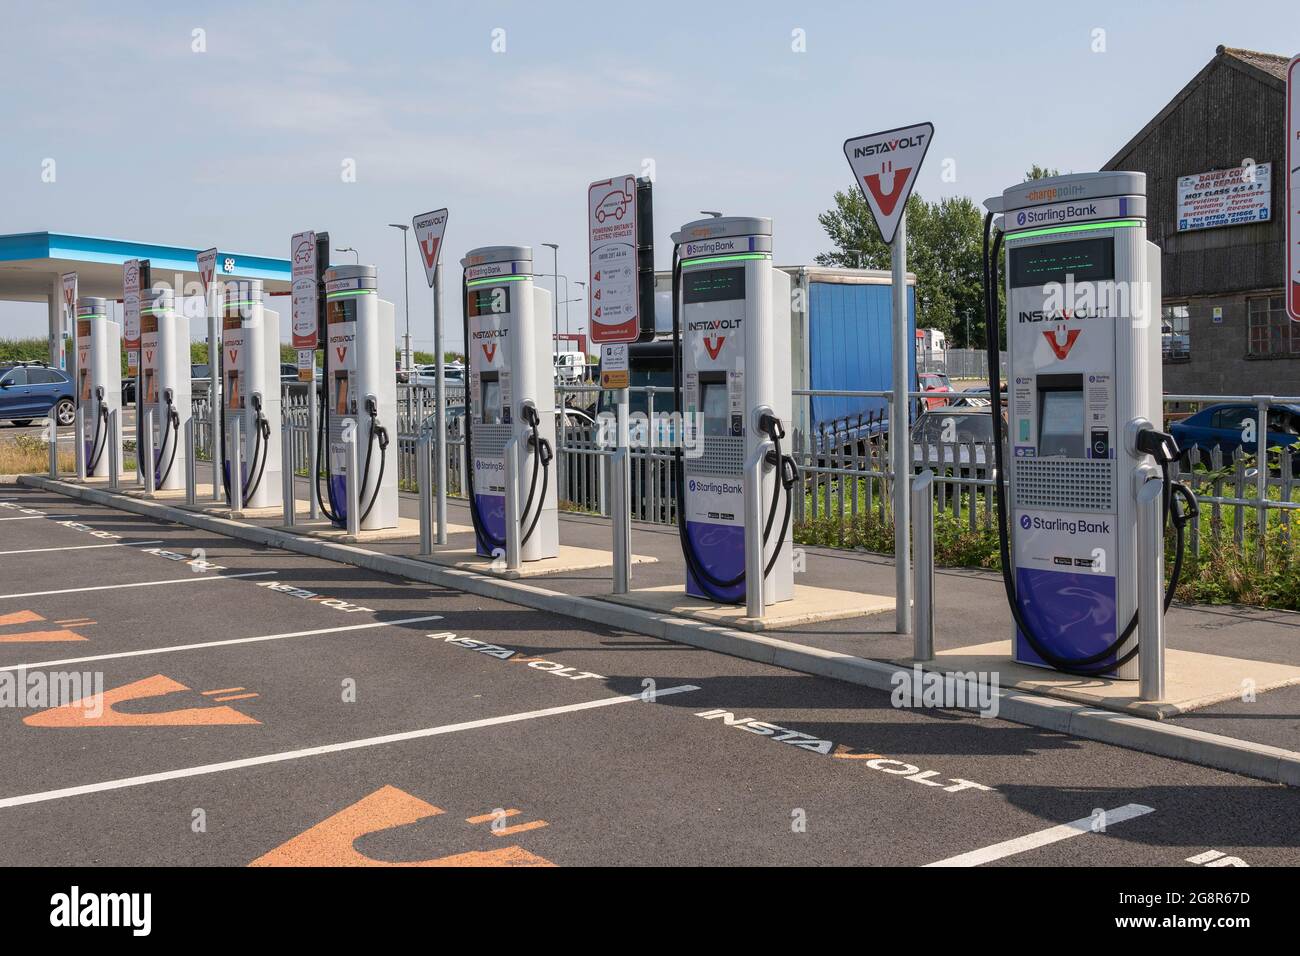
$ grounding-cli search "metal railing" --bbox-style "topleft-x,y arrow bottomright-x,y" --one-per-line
177,381 -> 1300,559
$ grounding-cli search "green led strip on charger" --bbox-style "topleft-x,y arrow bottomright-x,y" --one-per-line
1006,218 -> 1143,241
680,252 -> 771,267
325,288 -> 377,299
466,274 -> 530,288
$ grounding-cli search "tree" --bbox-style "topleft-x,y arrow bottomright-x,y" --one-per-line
1024,165 -> 1060,180
816,190 -> 986,347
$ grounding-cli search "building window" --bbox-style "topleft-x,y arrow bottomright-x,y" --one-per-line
1161,304 -> 1190,361
1247,295 -> 1299,357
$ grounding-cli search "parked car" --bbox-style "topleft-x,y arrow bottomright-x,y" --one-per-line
918,371 -> 956,410
0,362 -> 76,427
411,364 -> 465,388
1170,402 -> 1300,467
909,407 -> 1005,472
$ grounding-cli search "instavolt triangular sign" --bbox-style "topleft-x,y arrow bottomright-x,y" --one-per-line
412,208 -> 449,288
842,122 -> 934,245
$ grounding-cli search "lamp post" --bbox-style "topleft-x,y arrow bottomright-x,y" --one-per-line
388,223 -> 412,371
542,242 -> 559,354
336,247 -> 360,264
574,281 -> 586,342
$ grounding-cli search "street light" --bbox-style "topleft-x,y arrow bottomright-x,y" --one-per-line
388,223 -> 412,371
542,242 -> 559,354
336,247 -> 360,264
574,281 -> 586,344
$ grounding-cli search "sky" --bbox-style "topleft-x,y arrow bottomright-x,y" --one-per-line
1,0 -> 1297,350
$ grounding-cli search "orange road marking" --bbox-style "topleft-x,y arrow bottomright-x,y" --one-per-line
250,786 -> 554,868
0,629 -> 88,644
23,674 -> 261,728
0,610 -> 43,627
832,744 -> 884,760
202,687 -> 245,696
466,809 -> 522,824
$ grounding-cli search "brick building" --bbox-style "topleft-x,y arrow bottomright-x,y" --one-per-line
1103,46 -> 1296,396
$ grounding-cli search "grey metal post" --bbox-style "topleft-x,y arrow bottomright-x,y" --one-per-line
503,436 -> 521,571
457,414 -> 467,500
143,408 -> 156,496
744,438 -> 774,619
611,388 -> 632,594
345,425 -> 360,539
108,408 -> 120,491
184,417 -> 197,506
282,415 -> 296,527
1253,395 -> 1268,568
418,427 -> 433,555
209,281 -> 222,502
892,211 -> 912,635
307,369 -> 319,519
47,415 -> 58,478
433,263 -> 448,544
911,469 -> 935,661
75,404 -> 86,480
1137,475 -> 1166,702
230,415 -> 243,518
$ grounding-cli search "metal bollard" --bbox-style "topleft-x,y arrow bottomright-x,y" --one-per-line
435,403 -> 448,545
75,405 -> 86,480
346,427 -> 360,539
418,426 -> 433,555
48,415 -> 58,479
744,440 -> 773,618
456,415 -> 467,502
911,469 -> 935,662
108,408 -> 120,491
281,415 -> 296,527
307,385 -> 319,518
143,408 -> 156,497
611,447 -> 631,594
184,417 -> 197,506
230,416 -> 243,517
503,436 -> 521,570
1137,475 -> 1166,702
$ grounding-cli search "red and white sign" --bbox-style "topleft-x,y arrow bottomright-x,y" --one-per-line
412,208 -> 449,288
842,122 -> 934,245
60,273 -> 77,332
1287,55 -> 1299,322
290,231 -> 319,349
123,259 -> 142,351
197,247 -> 218,291
587,174 -> 639,344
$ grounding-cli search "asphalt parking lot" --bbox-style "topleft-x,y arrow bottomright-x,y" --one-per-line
0,484 -> 1296,867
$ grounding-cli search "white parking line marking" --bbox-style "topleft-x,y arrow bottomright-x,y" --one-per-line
0,514 -> 84,522
0,540 -> 164,557
0,684 -> 701,810
924,803 -> 1155,867
0,614 -> 446,673
0,570 -> 274,601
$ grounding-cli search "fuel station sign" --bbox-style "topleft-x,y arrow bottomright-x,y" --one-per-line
588,174 -> 640,344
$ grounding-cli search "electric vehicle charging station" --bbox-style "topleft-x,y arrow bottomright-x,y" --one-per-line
671,216 -> 797,608
314,264 -> 399,532
984,172 -> 1193,680
220,280 -> 282,510
74,297 -> 122,479
460,245 -> 559,563
137,288 -> 191,492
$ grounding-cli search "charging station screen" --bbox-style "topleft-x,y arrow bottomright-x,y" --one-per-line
327,298 -> 357,324
1038,389 -> 1085,458
468,286 -> 510,317
700,376 -> 730,437
1010,238 -> 1114,288
480,374 -> 502,425
683,267 -> 745,304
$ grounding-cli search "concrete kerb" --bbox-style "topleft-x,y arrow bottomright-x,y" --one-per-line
16,474 -> 1300,788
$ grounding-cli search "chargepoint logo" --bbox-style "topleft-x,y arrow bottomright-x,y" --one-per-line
1021,514 -> 1111,535
1024,183 -> 1086,203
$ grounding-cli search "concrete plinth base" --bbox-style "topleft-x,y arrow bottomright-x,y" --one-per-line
179,497 -> 313,520
601,584 -> 895,632
418,543 -> 658,579
271,516 -> 467,545
917,640 -> 1300,717
121,482 -> 214,502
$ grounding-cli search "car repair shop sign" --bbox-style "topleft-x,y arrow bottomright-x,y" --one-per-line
1176,164 -> 1271,232
588,174 -> 639,344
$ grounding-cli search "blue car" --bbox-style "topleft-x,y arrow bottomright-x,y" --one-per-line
0,363 -> 76,427
1170,402 -> 1300,466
